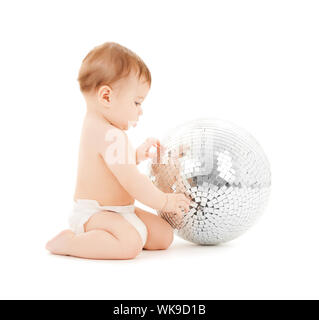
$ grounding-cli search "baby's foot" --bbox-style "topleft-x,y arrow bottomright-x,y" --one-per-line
45,229 -> 74,255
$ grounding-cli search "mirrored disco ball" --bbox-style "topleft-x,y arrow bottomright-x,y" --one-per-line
148,118 -> 271,245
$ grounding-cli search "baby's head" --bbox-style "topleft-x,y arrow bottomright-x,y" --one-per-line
78,42 -> 151,130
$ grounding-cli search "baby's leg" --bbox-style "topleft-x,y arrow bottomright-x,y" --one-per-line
46,211 -> 143,260
135,207 -> 174,250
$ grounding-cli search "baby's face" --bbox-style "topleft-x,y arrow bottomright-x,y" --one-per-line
103,71 -> 150,130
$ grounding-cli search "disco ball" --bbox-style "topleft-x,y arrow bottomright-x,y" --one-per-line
148,118 -> 271,245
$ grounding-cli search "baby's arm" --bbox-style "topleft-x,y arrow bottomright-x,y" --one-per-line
100,127 -> 190,215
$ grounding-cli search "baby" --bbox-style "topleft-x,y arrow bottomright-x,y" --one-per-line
45,42 -> 190,260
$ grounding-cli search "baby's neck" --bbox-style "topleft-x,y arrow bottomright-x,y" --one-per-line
85,105 -> 111,127
82,93 -> 110,125
86,111 -> 111,128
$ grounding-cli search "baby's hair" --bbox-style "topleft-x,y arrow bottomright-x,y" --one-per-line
78,42 -> 151,94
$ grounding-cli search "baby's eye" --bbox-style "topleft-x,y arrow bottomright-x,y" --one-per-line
135,102 -> 141,106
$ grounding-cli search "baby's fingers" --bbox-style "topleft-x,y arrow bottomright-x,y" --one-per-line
174,208 -> 184,221
177,194 -> 191,205
177,201 -> 190,214
181,203 -> 190,214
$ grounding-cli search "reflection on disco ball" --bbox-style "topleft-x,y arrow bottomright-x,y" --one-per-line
148,118 -> 271,245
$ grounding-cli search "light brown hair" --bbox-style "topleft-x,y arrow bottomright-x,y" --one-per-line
78,42 -> 151,94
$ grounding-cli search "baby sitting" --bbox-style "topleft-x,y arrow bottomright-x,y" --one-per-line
45,42 -> 190,260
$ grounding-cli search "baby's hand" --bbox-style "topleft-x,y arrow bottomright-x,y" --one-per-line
136,137 -> 166,165
161,193 -> 191,221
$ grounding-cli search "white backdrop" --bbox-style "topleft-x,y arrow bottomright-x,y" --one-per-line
0,0 -> 318,299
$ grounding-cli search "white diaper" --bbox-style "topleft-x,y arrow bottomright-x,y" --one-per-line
68,199 -> 148,247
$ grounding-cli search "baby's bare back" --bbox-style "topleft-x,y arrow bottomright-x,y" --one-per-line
73,114 -> 134,206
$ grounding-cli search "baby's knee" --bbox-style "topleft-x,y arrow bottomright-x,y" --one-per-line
147,226 -> 174,250
159,227 -> 174,250
158,218 -> 174,249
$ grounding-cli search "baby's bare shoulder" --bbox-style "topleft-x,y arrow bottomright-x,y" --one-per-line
84,116 -> 123,139
101,123 -> 127,144
87,120 -> 130,155
98,124 -> 135,165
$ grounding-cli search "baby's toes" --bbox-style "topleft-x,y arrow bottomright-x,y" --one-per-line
45,229 -> 74,255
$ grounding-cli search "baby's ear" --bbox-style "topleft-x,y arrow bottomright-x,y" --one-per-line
98,85 -> 112,106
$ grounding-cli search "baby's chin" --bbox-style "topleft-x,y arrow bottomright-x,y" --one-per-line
115,120 -> 138,130
127,121 -> 138,129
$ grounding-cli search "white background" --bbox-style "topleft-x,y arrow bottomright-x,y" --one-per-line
0,0 -> 318,300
